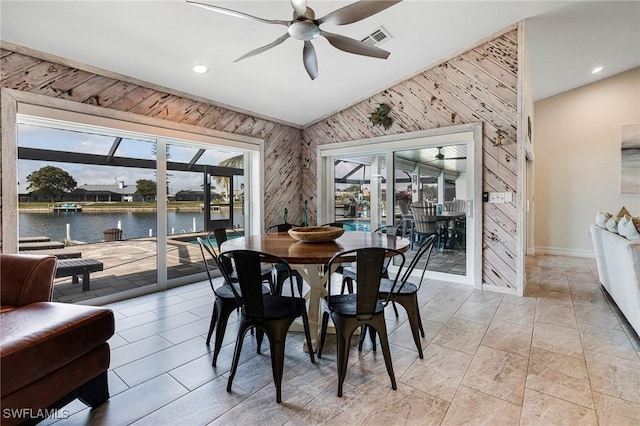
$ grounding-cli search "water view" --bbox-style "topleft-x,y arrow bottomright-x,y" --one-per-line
19,208 -> 243,243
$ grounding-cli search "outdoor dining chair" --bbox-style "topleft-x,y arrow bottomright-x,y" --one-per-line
358,234 -> 437,359
218,249 -> 315,403
317,247 -> 405,397
410,202 -> 438,249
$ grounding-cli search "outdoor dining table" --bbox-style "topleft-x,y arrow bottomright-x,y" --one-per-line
220,230 -> 410,350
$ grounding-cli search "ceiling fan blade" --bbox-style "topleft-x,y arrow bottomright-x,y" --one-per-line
234,33 -> 291,62
320,31 -> 390,59
318,0 -> 402,25
290,0 -> 308,19
187,1 -> 289,26
303,41 -> 318,80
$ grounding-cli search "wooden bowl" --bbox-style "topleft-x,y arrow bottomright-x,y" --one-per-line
288,226 -> 345,243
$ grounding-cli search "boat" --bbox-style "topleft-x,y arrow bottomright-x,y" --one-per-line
52,203 -> 82,212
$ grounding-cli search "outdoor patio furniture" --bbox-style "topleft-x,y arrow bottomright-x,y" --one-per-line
18,241 -> 65,251
20,248 -> 82,259
18,236 -> 51,243
410,203 -> 438,249
55,259 -> 104,291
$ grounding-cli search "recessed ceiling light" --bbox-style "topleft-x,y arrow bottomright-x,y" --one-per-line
193,64 -> 208,74
591,66 -> 604,74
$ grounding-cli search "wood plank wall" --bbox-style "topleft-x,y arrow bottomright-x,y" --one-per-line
303,29 -> 521,293
0,47 -> 305,243
1,27 -> 522,293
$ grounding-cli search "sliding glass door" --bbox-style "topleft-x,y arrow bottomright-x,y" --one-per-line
318,126 -> 482,287
11,108 -> 263,304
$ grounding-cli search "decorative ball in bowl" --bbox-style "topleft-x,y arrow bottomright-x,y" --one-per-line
288,226 -> 345,243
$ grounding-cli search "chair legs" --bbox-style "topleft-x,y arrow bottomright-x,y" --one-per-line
357,295 -> 425,359
390,294 -> 425,358
227,314 -> 314,403
207,297 -> 240,367
320,312 -> 396,397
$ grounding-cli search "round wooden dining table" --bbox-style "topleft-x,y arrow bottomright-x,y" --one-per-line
220,230 -> 410,350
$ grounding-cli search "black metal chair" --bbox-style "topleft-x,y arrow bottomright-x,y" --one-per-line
210,228 -> 274,292
196,237 -> 243,367
358,234 -> 437,359
219,249 -> 315,403
266,223 -> 304,296
340,224 -> 402,294
317,247 -> 405,397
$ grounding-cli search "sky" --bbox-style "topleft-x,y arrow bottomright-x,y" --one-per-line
17,123 -> 243,194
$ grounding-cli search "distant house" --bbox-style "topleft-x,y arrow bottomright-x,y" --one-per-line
175,190 -> 204,202
70,181 -> 140,202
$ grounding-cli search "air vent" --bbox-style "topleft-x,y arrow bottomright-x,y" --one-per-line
361,26 -> 391,47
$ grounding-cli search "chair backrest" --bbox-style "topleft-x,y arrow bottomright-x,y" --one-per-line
374,224 -> 403,237
196,237 -> 236,297
410,203 -> 437,234
210,227 -> 242,275
220,250 -> 296,319
0,254 -> 57,306
398,234 -> 437,292
327,247 -> 405,317
266,223 -> 293,233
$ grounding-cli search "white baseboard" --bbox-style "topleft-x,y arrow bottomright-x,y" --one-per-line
481,283 -> 520,296
534,246 -> 595,258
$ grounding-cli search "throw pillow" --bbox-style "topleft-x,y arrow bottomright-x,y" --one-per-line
615,206 -> 631,218
618,215 -> 640,240
606,217 -> 619,233
596,211 -> 611,228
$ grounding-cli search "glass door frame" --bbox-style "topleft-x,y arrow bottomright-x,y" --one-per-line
1,88 -> 264,303
317,124 -> 483,287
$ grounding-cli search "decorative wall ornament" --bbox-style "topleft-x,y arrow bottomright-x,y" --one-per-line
368,103 -> 392,129
621,123 -> 640,193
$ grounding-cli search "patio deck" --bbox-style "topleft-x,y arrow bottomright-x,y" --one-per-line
52,235 -> 208,303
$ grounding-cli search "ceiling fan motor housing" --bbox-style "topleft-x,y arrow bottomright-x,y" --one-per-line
289,20 -> 321,40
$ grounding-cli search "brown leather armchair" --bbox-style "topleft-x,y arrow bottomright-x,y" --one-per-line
1,254 -> 115,425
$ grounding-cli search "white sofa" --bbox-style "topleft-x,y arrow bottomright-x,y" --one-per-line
590,225 -> 640,336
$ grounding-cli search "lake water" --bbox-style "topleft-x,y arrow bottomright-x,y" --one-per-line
19,208 -> 243,243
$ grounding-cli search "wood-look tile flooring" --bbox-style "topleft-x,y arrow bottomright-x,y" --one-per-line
49,255 -> 640,425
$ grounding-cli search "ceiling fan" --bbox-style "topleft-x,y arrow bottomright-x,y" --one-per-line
432,147 -> 466,161
187,0 -> 402,80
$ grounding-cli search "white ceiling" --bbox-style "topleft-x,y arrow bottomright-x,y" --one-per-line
1,1 -> 638,128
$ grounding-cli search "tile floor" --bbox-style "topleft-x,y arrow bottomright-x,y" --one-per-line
48,255 -> 640,425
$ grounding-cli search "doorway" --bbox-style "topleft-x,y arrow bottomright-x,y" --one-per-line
317,124 -> 482,287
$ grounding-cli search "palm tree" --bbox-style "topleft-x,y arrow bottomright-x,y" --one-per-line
213,154 -> 244,198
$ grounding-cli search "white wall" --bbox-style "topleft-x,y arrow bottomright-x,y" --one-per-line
534,67 -> 640,256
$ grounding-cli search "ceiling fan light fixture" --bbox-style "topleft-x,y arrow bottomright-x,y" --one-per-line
192,64 -> 209,74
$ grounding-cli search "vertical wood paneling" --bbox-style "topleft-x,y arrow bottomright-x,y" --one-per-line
303,29 -> 522,292
0,49 -> 304,240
